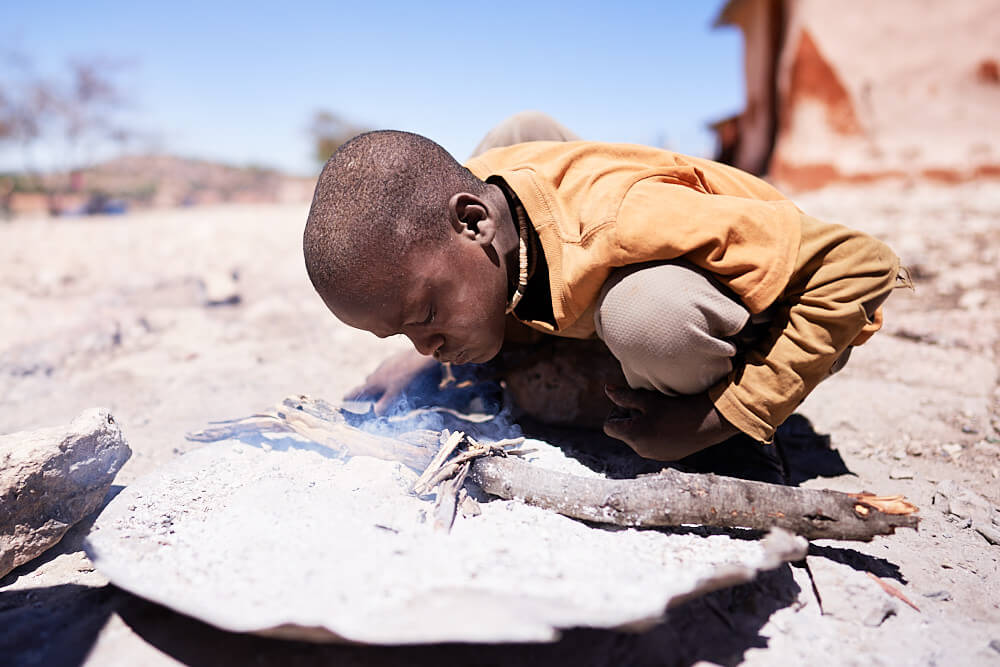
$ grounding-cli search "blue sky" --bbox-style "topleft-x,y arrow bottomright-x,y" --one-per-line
2,1 -> 744,175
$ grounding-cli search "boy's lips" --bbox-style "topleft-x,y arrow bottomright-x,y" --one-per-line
436,349 -> 468,364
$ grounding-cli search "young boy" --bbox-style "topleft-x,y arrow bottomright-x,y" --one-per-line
303,112 -> 901,471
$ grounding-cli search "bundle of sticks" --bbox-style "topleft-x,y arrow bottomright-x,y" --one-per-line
188,394 -> 918,541
410,430 -> 526,532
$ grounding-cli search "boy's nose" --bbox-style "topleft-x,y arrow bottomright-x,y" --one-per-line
409,332 -> 444,357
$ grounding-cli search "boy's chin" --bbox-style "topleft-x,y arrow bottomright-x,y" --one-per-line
465,342 -> 502,365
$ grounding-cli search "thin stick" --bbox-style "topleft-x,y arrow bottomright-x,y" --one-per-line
866,572 -> 921,611
433,461 -> 471,533
412,431 -> 465,496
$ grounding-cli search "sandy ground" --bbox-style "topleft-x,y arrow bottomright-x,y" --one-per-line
1,182 -> 999,665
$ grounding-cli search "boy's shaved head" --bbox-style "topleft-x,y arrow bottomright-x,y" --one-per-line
303,130 -> 486,302
303,129 -> 518,366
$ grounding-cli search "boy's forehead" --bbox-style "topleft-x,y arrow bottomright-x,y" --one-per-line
323,242 -> 448,334
325,275 -> 424,337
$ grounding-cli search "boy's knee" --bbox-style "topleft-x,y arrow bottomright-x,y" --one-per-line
595,262 -> 750,395
858,234 -> 899,289
834,233 -> 900,322
597,269 -> 700,361
811,221 -> 900,301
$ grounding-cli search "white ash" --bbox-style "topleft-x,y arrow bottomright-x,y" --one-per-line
85,434 -> 805,644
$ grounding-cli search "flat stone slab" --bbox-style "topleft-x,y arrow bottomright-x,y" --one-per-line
85,436 -> 805,644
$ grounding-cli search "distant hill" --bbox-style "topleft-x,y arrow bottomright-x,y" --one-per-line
3,155 -> 316,217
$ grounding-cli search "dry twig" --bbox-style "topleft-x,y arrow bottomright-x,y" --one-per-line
412,430 -> 465,496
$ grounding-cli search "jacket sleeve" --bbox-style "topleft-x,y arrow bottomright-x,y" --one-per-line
707,214 -> 900,442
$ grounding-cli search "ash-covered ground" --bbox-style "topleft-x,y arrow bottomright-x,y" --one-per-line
1,183 -> 998,665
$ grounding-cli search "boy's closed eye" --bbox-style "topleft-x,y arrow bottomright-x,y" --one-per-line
407,306 -> 435,328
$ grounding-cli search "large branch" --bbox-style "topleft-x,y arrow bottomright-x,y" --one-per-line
468,457 -> 917,542
187,394 -> 918,542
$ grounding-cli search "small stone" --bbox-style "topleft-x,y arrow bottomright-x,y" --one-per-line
889,468 -> 914,480
460,495 -> 482,518
200,270 -> 241,307
923,590 -> 952,601
974,441 -> 1000,456
941,443 -> 963,460
932,492 -> 950,512
990,639 -> 1000,654
862,598 -> 897,627
905,443 -> 924,457
807,557 -> 898,628
975,523 -> 1000,546
958,289 -> 987,310
949,497 -> 976,521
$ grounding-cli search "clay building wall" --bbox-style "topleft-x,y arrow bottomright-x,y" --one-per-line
714,0 -> 1000,190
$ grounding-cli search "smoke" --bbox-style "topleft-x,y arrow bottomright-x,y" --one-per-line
344,366 -> 522,444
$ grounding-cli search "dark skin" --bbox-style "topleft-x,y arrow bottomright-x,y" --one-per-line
322,184 -> 737,462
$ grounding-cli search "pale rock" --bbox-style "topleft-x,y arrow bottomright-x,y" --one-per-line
806,556 -> 899,628
863,598 -> 898,628
199,270 -> 241,307
889,468 -> 914,480
941,443 -> 964,460
933,480 -> 997,539
973,440 -> 1000,456
958,289 -> 988,311
0,409 -> 131,578
975,523 -> 1000,546
923,590 -> 953,602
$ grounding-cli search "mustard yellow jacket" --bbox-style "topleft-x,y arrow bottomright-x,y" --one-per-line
465,141 -> 899,441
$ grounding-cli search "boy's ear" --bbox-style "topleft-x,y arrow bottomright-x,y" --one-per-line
448,192 -> 496,245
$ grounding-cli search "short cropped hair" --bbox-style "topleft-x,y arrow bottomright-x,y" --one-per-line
303,130 -> 486,299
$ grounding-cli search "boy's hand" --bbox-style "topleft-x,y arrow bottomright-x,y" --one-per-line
603,385 -> 739,461
344,350 -> 438,416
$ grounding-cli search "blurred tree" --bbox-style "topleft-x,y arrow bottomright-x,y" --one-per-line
61,58 -> 133,174
0,51 -> 134,184
0,56 -> 53,180
307,110 -> 366,165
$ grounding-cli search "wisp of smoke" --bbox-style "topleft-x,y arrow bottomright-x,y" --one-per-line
345,365 -> 521,444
